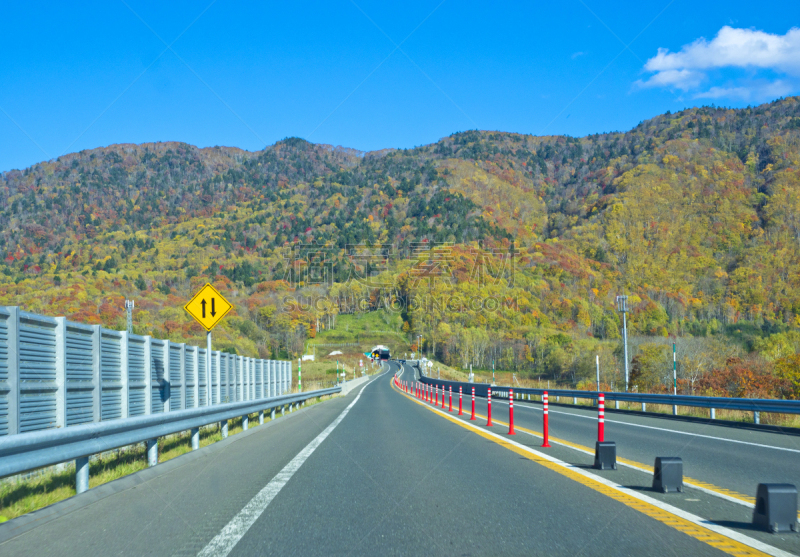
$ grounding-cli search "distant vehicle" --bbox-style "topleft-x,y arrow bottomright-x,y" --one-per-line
371,344 -> 391,360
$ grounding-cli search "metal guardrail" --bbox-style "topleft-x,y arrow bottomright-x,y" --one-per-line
0,387 -> 340,482
411,365 -> 800,422
0,387 -> 342,476
0,306 -> 294,437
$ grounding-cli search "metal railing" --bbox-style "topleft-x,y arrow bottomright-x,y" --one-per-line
0,386 -> 340,492
0,306 -> 294,437
411,365 -> 800,423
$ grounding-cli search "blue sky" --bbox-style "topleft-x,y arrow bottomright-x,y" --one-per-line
2,1 -> 799,172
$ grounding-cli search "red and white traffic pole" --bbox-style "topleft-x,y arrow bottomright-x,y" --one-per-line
449,386 -> 453,412
542,391 -> 551,447
441,386 -> 446,409
598,393 -> 605,443
508,389 -> 516,435
458,386 -> 463,415
470,387 -> 476,420
486,388 -> 493,426
435,385 -> 439,406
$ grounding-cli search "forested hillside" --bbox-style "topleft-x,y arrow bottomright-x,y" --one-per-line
2,96 -> 800,399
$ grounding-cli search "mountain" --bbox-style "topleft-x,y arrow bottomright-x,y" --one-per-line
2,97 -> 800,396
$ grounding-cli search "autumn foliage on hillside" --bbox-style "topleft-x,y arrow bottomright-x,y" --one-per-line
2,98 -> 800,397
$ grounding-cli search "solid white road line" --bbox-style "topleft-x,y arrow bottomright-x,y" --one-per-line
487,397 -> 800,454
197,375 -> 378,557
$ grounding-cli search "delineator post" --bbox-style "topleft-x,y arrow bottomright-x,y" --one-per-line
486,388 -> 493,426
508,389 -> 516,435
470,387 -> 476,420
598,393 -> 605,443
542,391 -> 551,447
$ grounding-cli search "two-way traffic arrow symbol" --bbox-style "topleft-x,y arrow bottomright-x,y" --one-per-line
211,298 -> 216,317
201,299 -> 207,318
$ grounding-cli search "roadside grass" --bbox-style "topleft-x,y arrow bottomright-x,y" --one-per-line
0,394 -> 339,523
418,360 -> 800,428
310,311 -> 411,356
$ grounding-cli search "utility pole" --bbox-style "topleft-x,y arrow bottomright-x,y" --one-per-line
616,295 -> 629,392
124,299 -> 134,334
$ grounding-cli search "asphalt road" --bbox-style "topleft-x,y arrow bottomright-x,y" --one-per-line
0,361 -> 797,556
407,365 -> 800,500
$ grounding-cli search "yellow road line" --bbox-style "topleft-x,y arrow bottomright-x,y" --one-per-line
391,379 -> 785,557
441,393 -> 792,516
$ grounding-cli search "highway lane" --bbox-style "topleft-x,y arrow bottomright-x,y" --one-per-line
1,360 -> 777,556
402,362 -> 800,555
227,361 -> 736,556
410,369 -> 800,504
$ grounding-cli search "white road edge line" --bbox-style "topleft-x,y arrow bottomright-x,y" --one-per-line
197,373 -> 381,557
480,396 -> 800,454
416,397 -> 794,557
509,421 -> 758,509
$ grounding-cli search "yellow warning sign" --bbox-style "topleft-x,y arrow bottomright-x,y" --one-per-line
184,283 -> 233,331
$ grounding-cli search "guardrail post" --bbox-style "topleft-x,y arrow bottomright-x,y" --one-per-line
76,456 -> 89,494
641,402 -> 646,412
241,356 -> 248,401
214,351 -> 221,405
54,317 -> 66,430
242,413 -> 249,431
147,438 -> 158,466
191,345 -> 199,408
259,359 -> 265,399
143,336 -> 152,415
120,331 -> 129,419
672,404 -> 677,416
259,410 -> 264,425
615,400 -> 619,410
268,360 -> 273,397
271,407 -> 276,420
91,325 -> 101,423
191,427 -> 199,450
710,408 -> 716,420
573,396 -> 577,405
221,419 -> 228,438
161,340 -> 170,413
4,307 -> 20,436
754,411 -> 760,424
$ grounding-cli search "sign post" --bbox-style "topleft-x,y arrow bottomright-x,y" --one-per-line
184,283 -> 233,411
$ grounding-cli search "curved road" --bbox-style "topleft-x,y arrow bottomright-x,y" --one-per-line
0,361 -> 796,556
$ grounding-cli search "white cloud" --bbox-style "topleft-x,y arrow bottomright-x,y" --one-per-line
571,51 -> 585,59
636,69 -> 705,90
638,26 -> 800,98
693,80 -> 794,101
